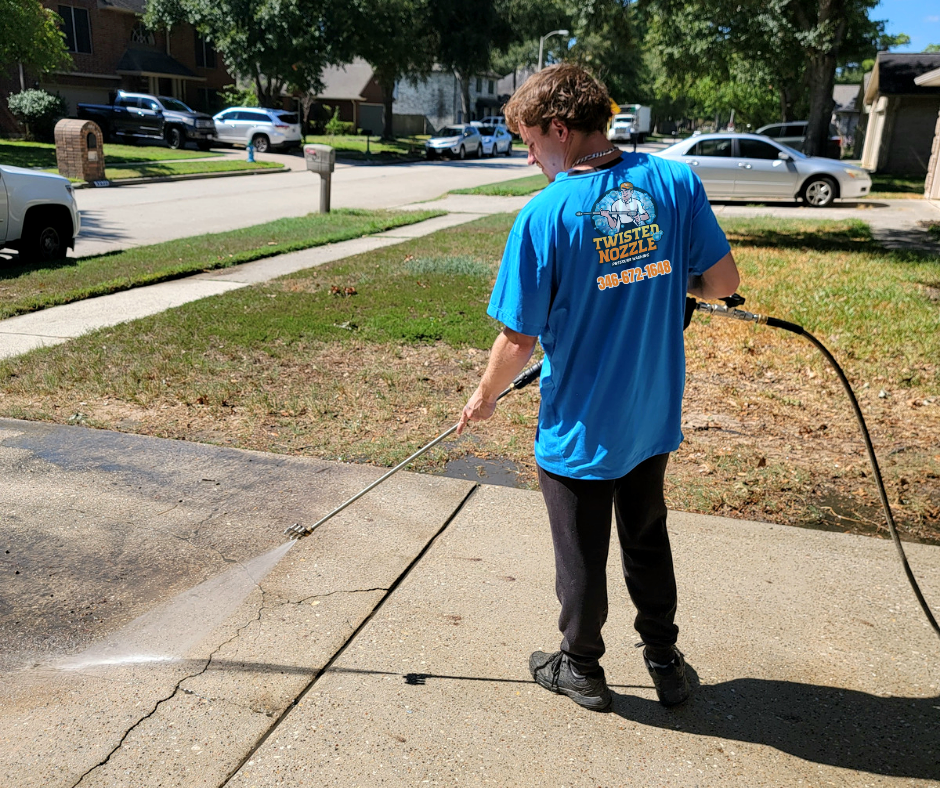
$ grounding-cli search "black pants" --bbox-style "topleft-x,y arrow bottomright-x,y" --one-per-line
538,453 -> 678,673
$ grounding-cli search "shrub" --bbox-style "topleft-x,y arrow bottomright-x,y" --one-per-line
324,107 -> 354,136
219,84 -> 259,108
7,90 -> 67,142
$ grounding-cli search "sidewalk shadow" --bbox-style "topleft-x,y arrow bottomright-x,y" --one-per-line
610,667 -> 939,781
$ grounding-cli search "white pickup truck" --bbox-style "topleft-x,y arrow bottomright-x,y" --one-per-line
0,165 -> 81,262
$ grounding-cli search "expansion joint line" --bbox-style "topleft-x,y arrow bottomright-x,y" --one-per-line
218,483 -> 481,786
70,588 -> 271,787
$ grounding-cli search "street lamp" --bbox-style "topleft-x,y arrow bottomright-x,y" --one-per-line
538,29 -> 569,71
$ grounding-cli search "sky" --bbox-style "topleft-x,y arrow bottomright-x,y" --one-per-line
874,0 -> 940,52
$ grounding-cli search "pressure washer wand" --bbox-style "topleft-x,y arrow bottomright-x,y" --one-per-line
693,293 -> 940,640
284,361 -> 544,541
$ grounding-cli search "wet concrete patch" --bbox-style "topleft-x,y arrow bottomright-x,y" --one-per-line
438,455 -> 522,487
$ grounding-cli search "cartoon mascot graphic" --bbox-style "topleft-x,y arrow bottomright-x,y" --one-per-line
577,182 -> 662,241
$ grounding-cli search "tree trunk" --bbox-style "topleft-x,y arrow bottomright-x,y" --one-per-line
803,52 -> 837,157
379,77 -> 395,139
456,71 -> 471,123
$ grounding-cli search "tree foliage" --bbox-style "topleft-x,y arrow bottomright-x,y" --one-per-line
642,0 -> 908,153
146,0 -> 358,106
0,0 -> 71,83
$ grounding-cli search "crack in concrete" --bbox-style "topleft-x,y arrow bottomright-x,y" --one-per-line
70,580 -> 272,787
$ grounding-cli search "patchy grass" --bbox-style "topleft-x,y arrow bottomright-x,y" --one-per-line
450,174 -> 548,196
868,173 -> 925,200
102,160 -> 282,180
303,134 -> 429,161
0,139 -> 221,170
0,208 -> 442,318
0,215 -> 937,542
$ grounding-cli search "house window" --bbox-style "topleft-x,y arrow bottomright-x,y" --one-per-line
488,80 -> 495,94
58,6 -> 91,54
476,78 -> 482,92
195,34 -> 216,69
130,22 -> 155,46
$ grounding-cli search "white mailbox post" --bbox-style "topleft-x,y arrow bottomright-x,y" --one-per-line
304,144 -> 336,213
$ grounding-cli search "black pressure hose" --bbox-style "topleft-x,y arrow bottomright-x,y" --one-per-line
692,294 -> 940,640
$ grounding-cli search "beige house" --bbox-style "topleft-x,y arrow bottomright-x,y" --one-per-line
860,52 -> 940,177
916,66 -> 940,200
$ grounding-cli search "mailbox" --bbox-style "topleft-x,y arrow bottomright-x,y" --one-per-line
54,118 -> 106,183
304,144 -> 335,174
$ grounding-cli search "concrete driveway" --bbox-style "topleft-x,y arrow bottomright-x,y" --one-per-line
1,418 -> 938,787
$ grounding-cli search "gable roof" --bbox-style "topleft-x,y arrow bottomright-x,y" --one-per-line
864,51 -> 940,104
315,59 -> 374,101
116,47 -> 199,79
98,0 -> 147,14
832,84 -> 860,113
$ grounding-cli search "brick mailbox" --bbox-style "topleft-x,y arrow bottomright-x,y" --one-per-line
54,119 -> 106,183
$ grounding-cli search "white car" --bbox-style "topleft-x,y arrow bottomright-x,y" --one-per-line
479,125 -> 513,156
212,107 -> 303,152
425,124 -> 483,160
0,165 -> 80,262
654,133 -> 871,206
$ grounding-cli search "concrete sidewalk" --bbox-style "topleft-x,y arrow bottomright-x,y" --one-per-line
0,207 -> 516,361
1,419 -> 938,787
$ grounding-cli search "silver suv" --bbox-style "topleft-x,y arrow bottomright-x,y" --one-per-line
212,107 -> 303,152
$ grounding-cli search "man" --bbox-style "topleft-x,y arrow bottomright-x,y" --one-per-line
456,64 -> 739,712
600,181 -> 649,231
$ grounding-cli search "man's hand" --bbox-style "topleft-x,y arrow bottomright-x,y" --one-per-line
456,386 -> 498,435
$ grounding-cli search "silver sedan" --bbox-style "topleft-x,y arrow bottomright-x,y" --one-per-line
654,133 -> 871,206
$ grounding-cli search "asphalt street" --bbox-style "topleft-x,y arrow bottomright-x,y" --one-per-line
71,152 -> 535,257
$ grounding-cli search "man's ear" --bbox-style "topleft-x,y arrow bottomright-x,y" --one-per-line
549,117 -> 570,141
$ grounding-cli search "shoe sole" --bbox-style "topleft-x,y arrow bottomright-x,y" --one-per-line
532,672 -> 612,712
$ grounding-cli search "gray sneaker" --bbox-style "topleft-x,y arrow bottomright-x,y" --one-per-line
643,646 -> 690,707
529,650 -> 612,712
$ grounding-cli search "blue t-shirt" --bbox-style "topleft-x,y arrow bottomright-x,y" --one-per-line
488,154 -> 730,479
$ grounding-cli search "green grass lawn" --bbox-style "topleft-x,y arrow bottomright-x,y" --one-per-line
102,160 -> 281,180
868,173 -> 925,199
0,208 -> 442,319
450,174 -> 548,197
0,139 -> 222,169
0,214 -> 937,541
303,134 -> 429,161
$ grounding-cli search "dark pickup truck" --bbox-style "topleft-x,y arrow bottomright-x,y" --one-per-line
77,91 -> 216,150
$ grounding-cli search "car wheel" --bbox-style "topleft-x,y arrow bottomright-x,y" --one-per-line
476,144 -> 483,159
426,150 -> 436,160
21,212 -> 70,263
165,127 -> 185,149
504,144 -> 512,157
458,145 -> 466,160
252,134 -> 270,154
802,176 -> 837,207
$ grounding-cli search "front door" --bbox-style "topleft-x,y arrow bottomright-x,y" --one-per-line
732,138 -> 800,199
680,137 -> 737,198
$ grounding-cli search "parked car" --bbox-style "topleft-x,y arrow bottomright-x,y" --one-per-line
212,107 -> 302,152
77,91 -> 216,150
654,133 -> 871,206
0,165 -> 80,262
479,125 -> 513,156
755,121 -> 842,159
425,124 -> 483,160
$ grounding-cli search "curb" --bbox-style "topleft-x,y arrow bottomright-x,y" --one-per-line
73,165 -> 288,189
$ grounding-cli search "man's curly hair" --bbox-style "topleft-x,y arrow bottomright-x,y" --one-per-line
503,64 -> 613,135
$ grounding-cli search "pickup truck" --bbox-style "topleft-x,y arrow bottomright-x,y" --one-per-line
77,91 -> 216,150
0,165 -> 81,262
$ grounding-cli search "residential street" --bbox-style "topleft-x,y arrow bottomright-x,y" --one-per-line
72,152 -> 535,257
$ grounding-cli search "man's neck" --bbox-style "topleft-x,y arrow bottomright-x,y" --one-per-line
565,131 -> 620,171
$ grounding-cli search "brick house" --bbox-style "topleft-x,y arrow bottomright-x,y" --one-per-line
1,0 -> 233,134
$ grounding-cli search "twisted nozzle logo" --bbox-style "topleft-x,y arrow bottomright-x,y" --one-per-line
577,183 -> 665,266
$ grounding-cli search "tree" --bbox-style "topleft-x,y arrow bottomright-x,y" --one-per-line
146,0 -> 358,107
0,0 -> 71,89
357,0 -> 436,138
925,44 -> 940,53
643,0 -> 910,156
